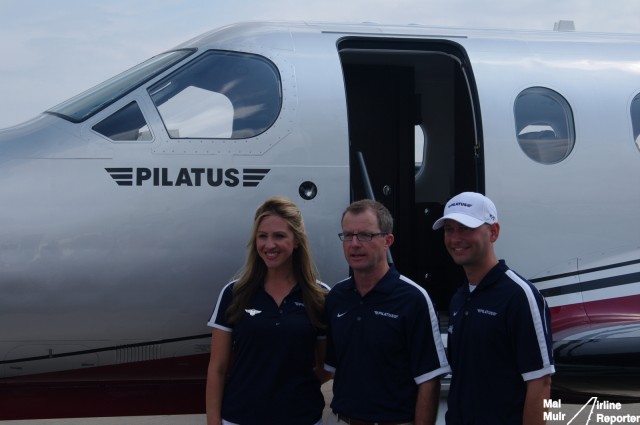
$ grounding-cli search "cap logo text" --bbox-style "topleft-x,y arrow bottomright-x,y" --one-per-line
448,202 -> 473,208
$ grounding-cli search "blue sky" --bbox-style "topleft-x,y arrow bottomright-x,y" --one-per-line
1,0 -> 639,128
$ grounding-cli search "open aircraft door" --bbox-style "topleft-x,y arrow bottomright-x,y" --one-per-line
338,38 -> 483,312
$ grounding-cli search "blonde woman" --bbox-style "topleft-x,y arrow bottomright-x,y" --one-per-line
206,196 -> 329,425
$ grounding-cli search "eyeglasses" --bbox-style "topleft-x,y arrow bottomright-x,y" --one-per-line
338,232 -> 387,242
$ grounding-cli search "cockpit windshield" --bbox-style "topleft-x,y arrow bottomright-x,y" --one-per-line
47,49 -> 195,123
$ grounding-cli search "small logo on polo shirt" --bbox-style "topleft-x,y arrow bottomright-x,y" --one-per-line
337,312 -> 347,318
294,301 -> 305,308
477,308 -> 497,316
245,309 -> 262,316
374,310 -> 399,319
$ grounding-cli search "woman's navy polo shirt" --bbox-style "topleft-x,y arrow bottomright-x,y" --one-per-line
446,260 -> 555,425
324,266 -> 451,422
208,280 -> 328,425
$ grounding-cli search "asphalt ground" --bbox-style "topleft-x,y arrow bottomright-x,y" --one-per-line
3,381 -> 639,424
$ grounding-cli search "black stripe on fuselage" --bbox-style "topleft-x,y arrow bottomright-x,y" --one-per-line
532,259 -> 640,298
0,333 -> 211,365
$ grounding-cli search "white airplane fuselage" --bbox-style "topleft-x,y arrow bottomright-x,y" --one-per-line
0,21 -> 639,418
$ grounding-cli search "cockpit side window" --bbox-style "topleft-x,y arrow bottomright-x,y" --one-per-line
514,87 -> 575,164
148,51 -> 282,139
630,94 -> 640,152
92,101 -> 152,142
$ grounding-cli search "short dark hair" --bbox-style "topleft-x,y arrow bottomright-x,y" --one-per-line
342,199 -> 393,233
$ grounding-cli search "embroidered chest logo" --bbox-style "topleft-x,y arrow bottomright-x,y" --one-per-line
374,310 -> 399,319
477,308 -> 498,317
245,309 -> 262,316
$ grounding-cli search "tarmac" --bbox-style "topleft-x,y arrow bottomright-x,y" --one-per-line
2,381 -> 639,424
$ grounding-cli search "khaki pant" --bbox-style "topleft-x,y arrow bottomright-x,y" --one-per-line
222,420 -> 323,425
323,413 -> 414,425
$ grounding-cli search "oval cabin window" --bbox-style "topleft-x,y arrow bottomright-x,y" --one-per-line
630,94 -> 640,153
514,87 -> 575,164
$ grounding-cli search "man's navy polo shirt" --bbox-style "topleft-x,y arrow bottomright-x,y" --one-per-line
324,266 -> 450,422
446,260 -> 555,425
208,280 -> 328,425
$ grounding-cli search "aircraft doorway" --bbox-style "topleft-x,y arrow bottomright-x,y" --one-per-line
338,38 -> 483,312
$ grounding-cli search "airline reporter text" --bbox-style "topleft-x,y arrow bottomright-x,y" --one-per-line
596,414 -> 640,423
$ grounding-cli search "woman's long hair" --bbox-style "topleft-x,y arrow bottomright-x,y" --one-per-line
225,196 -> 326,329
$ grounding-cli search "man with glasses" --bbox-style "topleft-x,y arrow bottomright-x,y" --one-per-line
324,199 -> 450,425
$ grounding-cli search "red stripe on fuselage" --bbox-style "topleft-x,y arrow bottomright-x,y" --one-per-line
550,293 -> 640,334
0,353 -> 210,420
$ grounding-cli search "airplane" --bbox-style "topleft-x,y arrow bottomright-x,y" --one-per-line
0,20 -> 639,419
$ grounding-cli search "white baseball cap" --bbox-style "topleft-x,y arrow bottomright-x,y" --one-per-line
432,192 -> 498,230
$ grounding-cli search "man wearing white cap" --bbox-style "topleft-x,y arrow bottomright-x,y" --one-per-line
433,192 -> 555,425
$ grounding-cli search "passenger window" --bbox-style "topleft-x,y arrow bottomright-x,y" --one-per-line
630,94 -> 640,152
514,87 -> 575,164
148,51 -> 281,139
92,101 -> 152,142
415,124 -> 426,174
